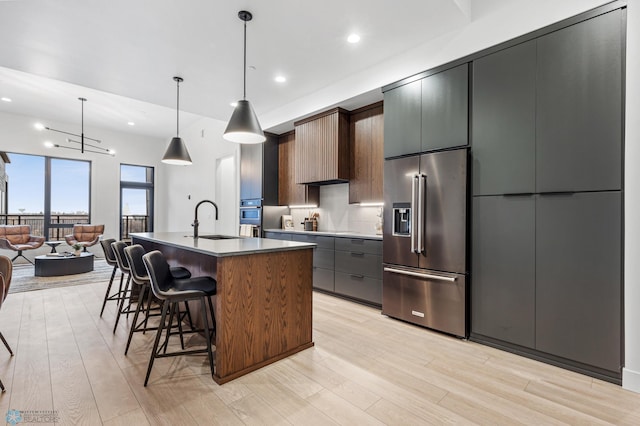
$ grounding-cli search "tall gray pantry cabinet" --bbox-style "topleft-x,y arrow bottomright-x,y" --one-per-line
471,9 -> 623,381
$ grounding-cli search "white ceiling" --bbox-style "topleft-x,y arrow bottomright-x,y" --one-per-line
0,0 -> 499,139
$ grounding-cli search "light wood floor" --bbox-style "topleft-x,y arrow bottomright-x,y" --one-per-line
1,278 -> 639,425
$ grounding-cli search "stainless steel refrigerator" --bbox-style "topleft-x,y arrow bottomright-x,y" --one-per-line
382,148 -> 468,337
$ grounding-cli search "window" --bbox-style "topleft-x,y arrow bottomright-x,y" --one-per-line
120,164 -> 154,239
3,152 -> 91,239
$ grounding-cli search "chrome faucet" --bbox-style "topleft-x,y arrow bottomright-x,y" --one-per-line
192,199 -> 219,238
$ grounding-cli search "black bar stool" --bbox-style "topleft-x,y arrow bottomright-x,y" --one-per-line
123,244 -> 193,355
111,241 -> 134,334
142,250 -> 217,386
99,238 -> 123,317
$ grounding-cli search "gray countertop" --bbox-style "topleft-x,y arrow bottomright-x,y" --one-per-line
263,228 -> 383,241
131,232 -> 315,257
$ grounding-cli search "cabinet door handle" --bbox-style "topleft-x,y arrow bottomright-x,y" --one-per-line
503,193 -> 534,197
350,252 -> 365,257
539,192 -> 575,196
350,274 -> 365,279
351,239 -> 364,244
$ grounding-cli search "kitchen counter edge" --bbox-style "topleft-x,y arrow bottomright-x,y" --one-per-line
130,232 -> 316,257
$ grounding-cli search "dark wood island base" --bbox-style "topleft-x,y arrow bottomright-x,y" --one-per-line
133,233 -> 314,385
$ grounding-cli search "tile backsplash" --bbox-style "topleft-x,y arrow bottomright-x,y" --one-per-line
289,183 -> 382,235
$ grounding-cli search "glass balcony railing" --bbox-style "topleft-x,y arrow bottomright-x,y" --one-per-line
0,214 -> 150,240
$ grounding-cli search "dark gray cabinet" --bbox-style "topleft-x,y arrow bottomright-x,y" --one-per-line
263,231 -> 382,305
422,63 -> 468,152
263,231 -> 291,240
471,195 -> 535,347
384,63 -> 469,159
535,192 -> 621,372
290,234 -> 335,293
383,79 -> 421,159
469,9 -> 623,380
240,134 -> 278,204
472,41 -> 536,196
536,10 -> 622,193
334,237 -> 382,305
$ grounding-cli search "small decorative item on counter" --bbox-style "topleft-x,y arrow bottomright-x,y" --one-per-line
71,243 -> 82,256
282,215 -> 294,230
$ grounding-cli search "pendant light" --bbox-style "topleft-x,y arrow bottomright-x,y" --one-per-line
223,10 -> 266,144
162,76 -> 193,165
38,97 -> 114,156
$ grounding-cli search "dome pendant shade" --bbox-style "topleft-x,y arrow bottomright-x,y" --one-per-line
224,100 -> 266,144
162,137 -> 192,165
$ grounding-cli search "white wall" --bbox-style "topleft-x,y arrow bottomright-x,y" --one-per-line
0,110 -> 165,242
624,0 -> 640,393
156,116 -> 240,236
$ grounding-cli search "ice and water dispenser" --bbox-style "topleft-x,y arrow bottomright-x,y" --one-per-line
392,203 -> 411,236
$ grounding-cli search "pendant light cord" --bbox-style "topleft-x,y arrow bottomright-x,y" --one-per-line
243,18 -> 247,100
80,97 -> 85,153
176,79 -> 180,137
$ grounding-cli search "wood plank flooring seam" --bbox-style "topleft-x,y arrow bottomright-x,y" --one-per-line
59,286 -> 118,425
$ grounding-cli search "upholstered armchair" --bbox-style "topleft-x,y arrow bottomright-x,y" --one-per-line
65,224 -> 104,252
0,225 -> 46,264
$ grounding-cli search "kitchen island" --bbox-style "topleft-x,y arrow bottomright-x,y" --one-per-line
131,232 -> 315,385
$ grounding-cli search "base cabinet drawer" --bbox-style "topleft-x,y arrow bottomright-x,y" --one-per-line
264,232 -> 292,240
335,252 -> 382,280
314,248 -> 335,269
291,234 -> 335,249
314,267 -> 334,292
335,237 -> 382,255
334,271 -> 382,305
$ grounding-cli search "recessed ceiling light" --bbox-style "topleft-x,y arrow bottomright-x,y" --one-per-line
347,34 -> 361,44
275,75 -> 286,83
1,97 -> 11,103
230,102 -> 238,108
127,121 -> 135,126
43,141 -> 54,148
34,122 -> 45,131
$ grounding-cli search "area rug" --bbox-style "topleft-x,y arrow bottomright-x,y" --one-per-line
8,259 -> 114,294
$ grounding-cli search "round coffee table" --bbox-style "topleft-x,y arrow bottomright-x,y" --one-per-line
34,252 -> 94,277
44,241 -> 63,253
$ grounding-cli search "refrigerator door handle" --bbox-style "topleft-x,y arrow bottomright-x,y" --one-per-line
411,174 -> 419,253
384,267 -> 457,282
419,173 -> 426,254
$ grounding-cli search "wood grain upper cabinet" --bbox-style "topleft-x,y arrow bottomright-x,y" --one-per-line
294,108 -> 350,184
349,102 -> 384,204
278,131 -> 319,206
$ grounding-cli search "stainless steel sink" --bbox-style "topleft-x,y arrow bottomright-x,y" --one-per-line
197,234 -> 239,240
184,234 -> 239,240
